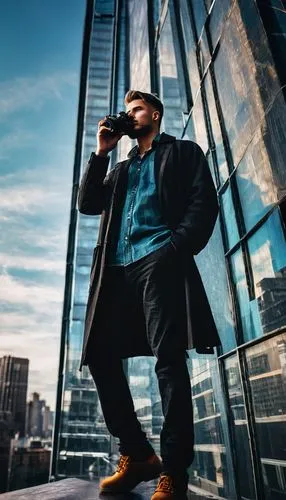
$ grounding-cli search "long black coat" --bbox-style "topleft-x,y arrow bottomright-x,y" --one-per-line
78,133 -> 221,370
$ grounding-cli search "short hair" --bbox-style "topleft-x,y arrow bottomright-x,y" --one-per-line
124,90 -> 164,128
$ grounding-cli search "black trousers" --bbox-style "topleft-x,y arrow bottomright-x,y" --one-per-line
88,242 -> 194,473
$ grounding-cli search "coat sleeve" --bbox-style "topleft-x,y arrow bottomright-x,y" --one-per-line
171,142 -> 219,255
77,153 -> 112,215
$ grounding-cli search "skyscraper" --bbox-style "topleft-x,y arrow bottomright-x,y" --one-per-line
52,1 -> 286,497
0,356 -> 29,437
26,392 -> 45,438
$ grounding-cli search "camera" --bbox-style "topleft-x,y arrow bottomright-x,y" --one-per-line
102,111 -> 135,134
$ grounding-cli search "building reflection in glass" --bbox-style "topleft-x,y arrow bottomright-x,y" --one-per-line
246,334 -> 286,499
188,354 -> 235,499
224,355 -> 256,499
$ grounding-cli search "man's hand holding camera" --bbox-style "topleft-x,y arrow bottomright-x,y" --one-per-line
96,120 -> 124,158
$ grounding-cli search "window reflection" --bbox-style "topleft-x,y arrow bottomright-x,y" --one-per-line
204,72 -> 228,185
128,357 -> 161,456
220,184 -> 240,250
157,8 -> 185,135
236,126 -> 278,233
213,0 -> 280,166
231,248 -> 263,342
246,334 -> 286,499
224,355 -> 256,499
128,0 -> 151,91
179,0 -> 201,99
195,219 -> 236,353
183,91 -> 208,153
189,355 -> 234,498
248,210 -> 286,336
190,0 -> 207,40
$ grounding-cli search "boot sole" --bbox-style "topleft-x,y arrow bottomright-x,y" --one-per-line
100,468 -> 162,494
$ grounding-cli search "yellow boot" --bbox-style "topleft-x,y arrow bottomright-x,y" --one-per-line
151,473 -> 189,499
99,453 -> 162,494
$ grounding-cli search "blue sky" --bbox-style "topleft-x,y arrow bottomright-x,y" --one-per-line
0,1 -> 86,409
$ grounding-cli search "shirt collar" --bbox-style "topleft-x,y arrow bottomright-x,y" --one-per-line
127,133 -> 161,159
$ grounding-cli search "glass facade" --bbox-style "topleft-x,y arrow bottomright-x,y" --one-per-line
52,0 -> 286,497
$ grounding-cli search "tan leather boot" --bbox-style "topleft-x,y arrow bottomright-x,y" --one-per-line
151,473 -> 189,499
99,453 -> 162,494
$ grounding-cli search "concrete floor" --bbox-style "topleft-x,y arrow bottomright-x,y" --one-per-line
0,478 -> 217,500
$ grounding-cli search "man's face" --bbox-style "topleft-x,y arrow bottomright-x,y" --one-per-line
126,99 -> 159,138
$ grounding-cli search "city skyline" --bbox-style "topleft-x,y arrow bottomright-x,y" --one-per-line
0,1 -> 86,409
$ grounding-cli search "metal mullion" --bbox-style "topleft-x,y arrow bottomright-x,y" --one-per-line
109,0 -> 120,115
238,350 -> 266,499
147,0 -> 158,94
172,0 -> 193,112
218,356 -> 242,499
124,0 -> 130,94
218,327 -> 286,361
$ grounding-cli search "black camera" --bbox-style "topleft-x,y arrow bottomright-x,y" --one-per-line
102,111 -> 135,134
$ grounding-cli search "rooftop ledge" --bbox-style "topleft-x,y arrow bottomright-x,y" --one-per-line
0,478 -> 218,500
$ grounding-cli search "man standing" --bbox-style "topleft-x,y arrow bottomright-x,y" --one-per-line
78,91 -> 220,499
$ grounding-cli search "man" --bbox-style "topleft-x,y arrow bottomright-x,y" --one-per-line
78,90 -> 220,499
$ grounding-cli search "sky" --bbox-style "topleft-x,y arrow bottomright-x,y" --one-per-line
0,1 -> 86,409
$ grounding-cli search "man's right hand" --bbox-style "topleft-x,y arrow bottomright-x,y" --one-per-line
95,119 -> 125,157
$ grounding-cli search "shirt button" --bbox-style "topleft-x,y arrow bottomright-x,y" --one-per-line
124,236 -> 128,241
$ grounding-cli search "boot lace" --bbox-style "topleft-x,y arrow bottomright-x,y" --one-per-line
157,474 -> 174,493
116,455 -> 130,473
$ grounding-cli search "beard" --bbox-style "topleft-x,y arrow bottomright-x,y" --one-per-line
127,123 -> 153,139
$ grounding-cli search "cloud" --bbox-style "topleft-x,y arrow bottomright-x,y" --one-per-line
0,269 -> 68,408
0,272 -> 63,314
0,252 -> 65,274
0,161 -> 72,215
0,72 -> 78,120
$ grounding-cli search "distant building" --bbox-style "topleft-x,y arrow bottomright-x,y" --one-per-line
7,439 -> 50,492
42,405 -> 53,439
0,411 -> 14,493
26,392 -> 45,438
0,356 -> 29,493
0,356 -> 29,438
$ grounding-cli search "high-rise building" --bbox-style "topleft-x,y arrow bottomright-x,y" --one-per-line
26,392 -> 45,438
52,1 -> 286,498
0,356 -> 29,438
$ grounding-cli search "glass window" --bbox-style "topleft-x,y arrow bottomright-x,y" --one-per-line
179,0 -> 201,100
207,152 -> 218,187
190,0 -> 207,40
236,127 -> 278,233
259,91 -> 286,203
183,90 -> 208,153
256,0 -> 285,7
213,1 -> 281,167
246,334 -> 286,499
208,0 -> 232,51
128,0 -> 151,91
153,0 -> 162,28
248,210 -> 286,336
157,7 -> 186,135
231,248 -> 263,342
224,355 -> 256,499
198,28 -> 211,75
204,72 -> 228,185
189,354 -> 235,498
204,0 -> 214,11
220,184 -> 240,251
195,219 -> 237,353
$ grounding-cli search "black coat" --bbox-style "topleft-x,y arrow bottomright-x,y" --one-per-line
78,132 -> 221,369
